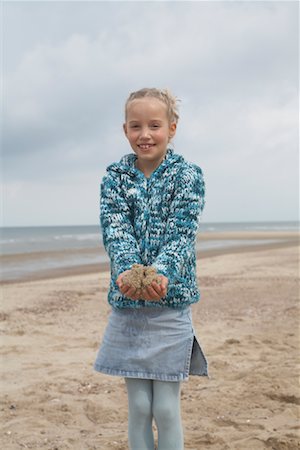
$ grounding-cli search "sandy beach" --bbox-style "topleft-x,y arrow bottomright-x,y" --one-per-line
1,231 -> 299,449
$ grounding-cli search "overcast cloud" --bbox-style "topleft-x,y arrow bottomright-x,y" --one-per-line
1,0 -> 299,226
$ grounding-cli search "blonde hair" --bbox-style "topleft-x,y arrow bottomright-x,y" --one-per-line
125,88 -> 180,124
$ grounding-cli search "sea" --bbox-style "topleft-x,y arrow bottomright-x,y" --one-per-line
0,221 -> 298,282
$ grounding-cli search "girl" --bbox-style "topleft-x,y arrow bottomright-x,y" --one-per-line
94,88 -> 208,450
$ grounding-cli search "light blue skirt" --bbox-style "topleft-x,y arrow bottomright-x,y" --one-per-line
94,307 -> 208,382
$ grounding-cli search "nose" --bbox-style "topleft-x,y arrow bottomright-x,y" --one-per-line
140,127 -> 151,140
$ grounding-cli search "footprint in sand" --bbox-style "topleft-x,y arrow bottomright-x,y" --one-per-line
192,432 -> 230,449
261,436 -> 300,450
84,400 -> 119,425
266,393 -> 300,405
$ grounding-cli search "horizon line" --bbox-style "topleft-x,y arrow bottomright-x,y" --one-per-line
1,219 -> 299,229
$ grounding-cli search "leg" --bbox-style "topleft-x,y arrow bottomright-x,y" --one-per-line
125,378 -> 155,450
152,380 -> 184,450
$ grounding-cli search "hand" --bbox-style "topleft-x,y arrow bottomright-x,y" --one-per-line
141,275 -> 168,301
116,272 -> 168,302
116,270 -> 141,300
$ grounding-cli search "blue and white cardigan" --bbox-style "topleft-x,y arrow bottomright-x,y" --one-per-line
100,148 -> 205,309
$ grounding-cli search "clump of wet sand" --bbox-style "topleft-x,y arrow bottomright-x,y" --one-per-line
122,264 -> 162,291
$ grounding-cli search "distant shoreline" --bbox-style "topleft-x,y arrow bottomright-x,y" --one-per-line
1,220 -> 298,229
1,230 -> 298,285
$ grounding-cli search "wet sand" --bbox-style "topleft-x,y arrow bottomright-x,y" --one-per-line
1,232 -> 299,449
1,230 -> 298,285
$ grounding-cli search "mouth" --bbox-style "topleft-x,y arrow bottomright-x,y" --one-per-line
138,144 -> 155,150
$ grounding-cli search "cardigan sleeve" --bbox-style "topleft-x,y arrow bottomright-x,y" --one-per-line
100,173 -> 142,278
152,165 -> 205,284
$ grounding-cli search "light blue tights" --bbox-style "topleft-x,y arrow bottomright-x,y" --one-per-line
125,378 -> 184,450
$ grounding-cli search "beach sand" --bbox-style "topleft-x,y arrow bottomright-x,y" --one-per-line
1,232 -> 299,449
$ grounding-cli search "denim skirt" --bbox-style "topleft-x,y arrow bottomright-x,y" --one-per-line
94,306 -> 208,382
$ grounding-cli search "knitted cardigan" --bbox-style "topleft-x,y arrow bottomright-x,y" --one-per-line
100,148 -> 205,309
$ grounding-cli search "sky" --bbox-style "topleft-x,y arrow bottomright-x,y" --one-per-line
1,0 -> 299,227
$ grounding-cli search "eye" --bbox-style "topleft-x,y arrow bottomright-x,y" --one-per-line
130,124 -> 140,129
150,124 -> 160,129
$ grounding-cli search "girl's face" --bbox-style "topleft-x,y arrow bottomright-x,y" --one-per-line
123,98 -> 176,172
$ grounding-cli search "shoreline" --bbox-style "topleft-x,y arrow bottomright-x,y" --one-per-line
1,230 -> 298,285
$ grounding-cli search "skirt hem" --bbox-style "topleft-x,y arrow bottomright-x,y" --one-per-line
93,363 -> 208,382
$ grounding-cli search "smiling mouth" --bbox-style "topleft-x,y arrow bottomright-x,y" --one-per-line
138,144 -> 155,150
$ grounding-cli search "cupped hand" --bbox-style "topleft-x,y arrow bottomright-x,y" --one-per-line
141,275 -> 168,301
116,270 -> 141,300
116,272 -> 168,302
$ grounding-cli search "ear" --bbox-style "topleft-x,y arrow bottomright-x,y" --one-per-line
169,122 -> 177,140
123,123 -> 128,137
